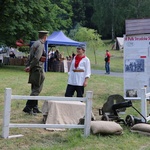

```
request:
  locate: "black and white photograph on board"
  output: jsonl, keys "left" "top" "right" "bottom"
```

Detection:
{"left": 125, "top": 59, "right": 144, "bottom": 72}
{"left": 126, "top": 89, "right": 138, "bottom": 97}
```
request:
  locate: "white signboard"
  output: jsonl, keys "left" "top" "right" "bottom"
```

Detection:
{"left": 124, "top": 34, "right": 150, "bottom": 99}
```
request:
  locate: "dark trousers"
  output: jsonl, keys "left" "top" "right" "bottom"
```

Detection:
{"left": 26, "top": 80, "right": 44, "bottom": 109}
{"left": 65, "top": 84, "right": 84, "bottom": 97}
{"left": 105, "top": 62, "right": 110, "bottom": 73}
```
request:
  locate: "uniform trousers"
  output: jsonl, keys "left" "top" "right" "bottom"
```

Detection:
{"left": 26, "top": 79, "right": 44, "bottom": 109}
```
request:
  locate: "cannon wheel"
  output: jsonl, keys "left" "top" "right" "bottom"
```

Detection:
{"left": 101, "top": 114, "right": 110, "bottom": 121}
{"left": 125, "top": 115, "right": 135, "bottom": 127}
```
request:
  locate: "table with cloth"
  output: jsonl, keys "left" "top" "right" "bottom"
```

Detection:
{"left": 42, "top": 100, "right": 86, "bottom": 130}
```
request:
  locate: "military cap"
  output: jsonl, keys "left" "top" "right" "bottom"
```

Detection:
{"left": 38, "top": 30, "right": 49, "bottom": 35}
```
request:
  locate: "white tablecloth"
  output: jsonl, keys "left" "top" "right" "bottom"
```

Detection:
{"left": 42, "top": 100, "right": 85, "bottom": 130}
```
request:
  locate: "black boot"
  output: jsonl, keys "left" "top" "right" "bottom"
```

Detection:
{"left": 33, "top": 107, "right": 42, "bottom": 113}
{"left": 23, "top": 106, "right": 32, "bottom": 114}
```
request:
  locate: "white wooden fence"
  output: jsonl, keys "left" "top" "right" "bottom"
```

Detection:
{"left": 2, "top": 88, "right": 93, "bottom": 139}
{"left": 141, "top": 87, "right": 150, "bottom": 122}
{"left": 127, "top": 87, "right": 150, "bottom": 122}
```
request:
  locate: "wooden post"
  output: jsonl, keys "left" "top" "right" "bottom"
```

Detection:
{"left": 84, "top": 91, "right": 93, "bottom": 137}
{"left": 141, "top": 87, "right": 147, "bottom": 122}
{"left": 2, "top": 88, "right": 12, "bottom": 139}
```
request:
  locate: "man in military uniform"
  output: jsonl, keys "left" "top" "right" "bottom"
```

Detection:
{"left": 23, "top": 30, "right": 48, "bottom": 114}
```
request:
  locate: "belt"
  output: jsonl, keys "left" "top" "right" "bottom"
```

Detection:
{"left": 73, "top": 69, "right": 84, "bottom": 72}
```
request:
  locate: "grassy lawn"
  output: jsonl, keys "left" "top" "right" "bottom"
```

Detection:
{"left": 0, "top": 45, "right": 149, "bottom": 150}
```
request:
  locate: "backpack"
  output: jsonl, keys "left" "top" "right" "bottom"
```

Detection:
{"left": 104, "top": 57, "right": 108, "bottom": 62}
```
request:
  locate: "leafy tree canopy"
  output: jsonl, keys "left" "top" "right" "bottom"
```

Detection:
{"left": 0, "top": 0, "right": 73, "bottom": 46}
{"left": 1, "top": 0, "right": 150, "bottom": 46}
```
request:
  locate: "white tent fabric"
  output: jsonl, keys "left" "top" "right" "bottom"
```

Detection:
{"left": 113, "top": 37, "right": 124, "bottom": 50}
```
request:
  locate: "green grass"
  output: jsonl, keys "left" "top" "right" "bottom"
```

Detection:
{"left": 0, "top": 45, "right": 149, "bottom": 150}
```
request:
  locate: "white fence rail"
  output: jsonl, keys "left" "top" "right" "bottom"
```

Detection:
{"left": 2, "top": 88, "right": 93, "bottom": 139}
{"left": 141, "top": 87, "right": 150, "bottom": 122}
{"left": 128, "top": 87, "right": 150, "bottom": 122}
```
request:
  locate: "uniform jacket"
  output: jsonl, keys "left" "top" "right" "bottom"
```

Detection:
{"left": 27, "top": 39, "right": 45, "bottom": 86}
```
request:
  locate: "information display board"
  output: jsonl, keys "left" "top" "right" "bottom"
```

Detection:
{"left": 124, "top": 34, "right": 150, "bottom": 99}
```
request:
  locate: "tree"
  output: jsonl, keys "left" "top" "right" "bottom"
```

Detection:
{"left": 74, "top": 27, "right": 104, "bottom": 64}
{"left": 0, "top": 0, "right": 73, "bottom": 46}
{"left": 91, "top": 0, "right": 113, "bottom": 39}
{"left": 70, "top": 0, "right": 95, "bottom": 29}
{"left": 70, "top": 0, "right": 86, "bottom": 27}
{"left": 50, "top": 0, "right": 73, "bottom": 30}
{"left": 91, "top": 0, "right": 150, "bottom": 39}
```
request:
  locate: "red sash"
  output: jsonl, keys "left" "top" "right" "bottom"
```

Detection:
{"left": 74, "top": 55, "right": 85, "bottom": 68}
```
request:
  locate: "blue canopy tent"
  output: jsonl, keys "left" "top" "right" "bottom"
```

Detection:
{"left": 44, "top": 31, "right": 85, "bottom": 72}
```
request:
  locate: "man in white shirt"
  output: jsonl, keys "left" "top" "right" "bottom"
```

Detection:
{"left": 65, "top": 44, "right": 91, "bottom": 97}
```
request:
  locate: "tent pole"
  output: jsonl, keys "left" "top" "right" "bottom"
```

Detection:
{"left": 66, "top": 46, "right": 69, "bottom": 56}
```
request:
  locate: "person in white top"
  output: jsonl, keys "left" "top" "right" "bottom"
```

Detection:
{"left": 65, "top": 44, "right": 91, "bottom": 97}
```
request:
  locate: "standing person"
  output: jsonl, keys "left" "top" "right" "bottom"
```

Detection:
{"left": 65, "top": 44, "right": 91, "bottom": 97}
{"left": 53, "top": 49, "right": 61, "bottom": 72}
{"left": 72, "top": 51, "right": 76, "bottom": 60}
{"left": 9, "top": 47, "right": 16, "bottom": 58}
{"left": 48, "top": 49, "right": 55, "bottom": 71}
{"left": 105, "top": 50, "right": 111, "bottom": 74}
{"left": 23, "top": 30, "right": 48, "bottom": 114}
